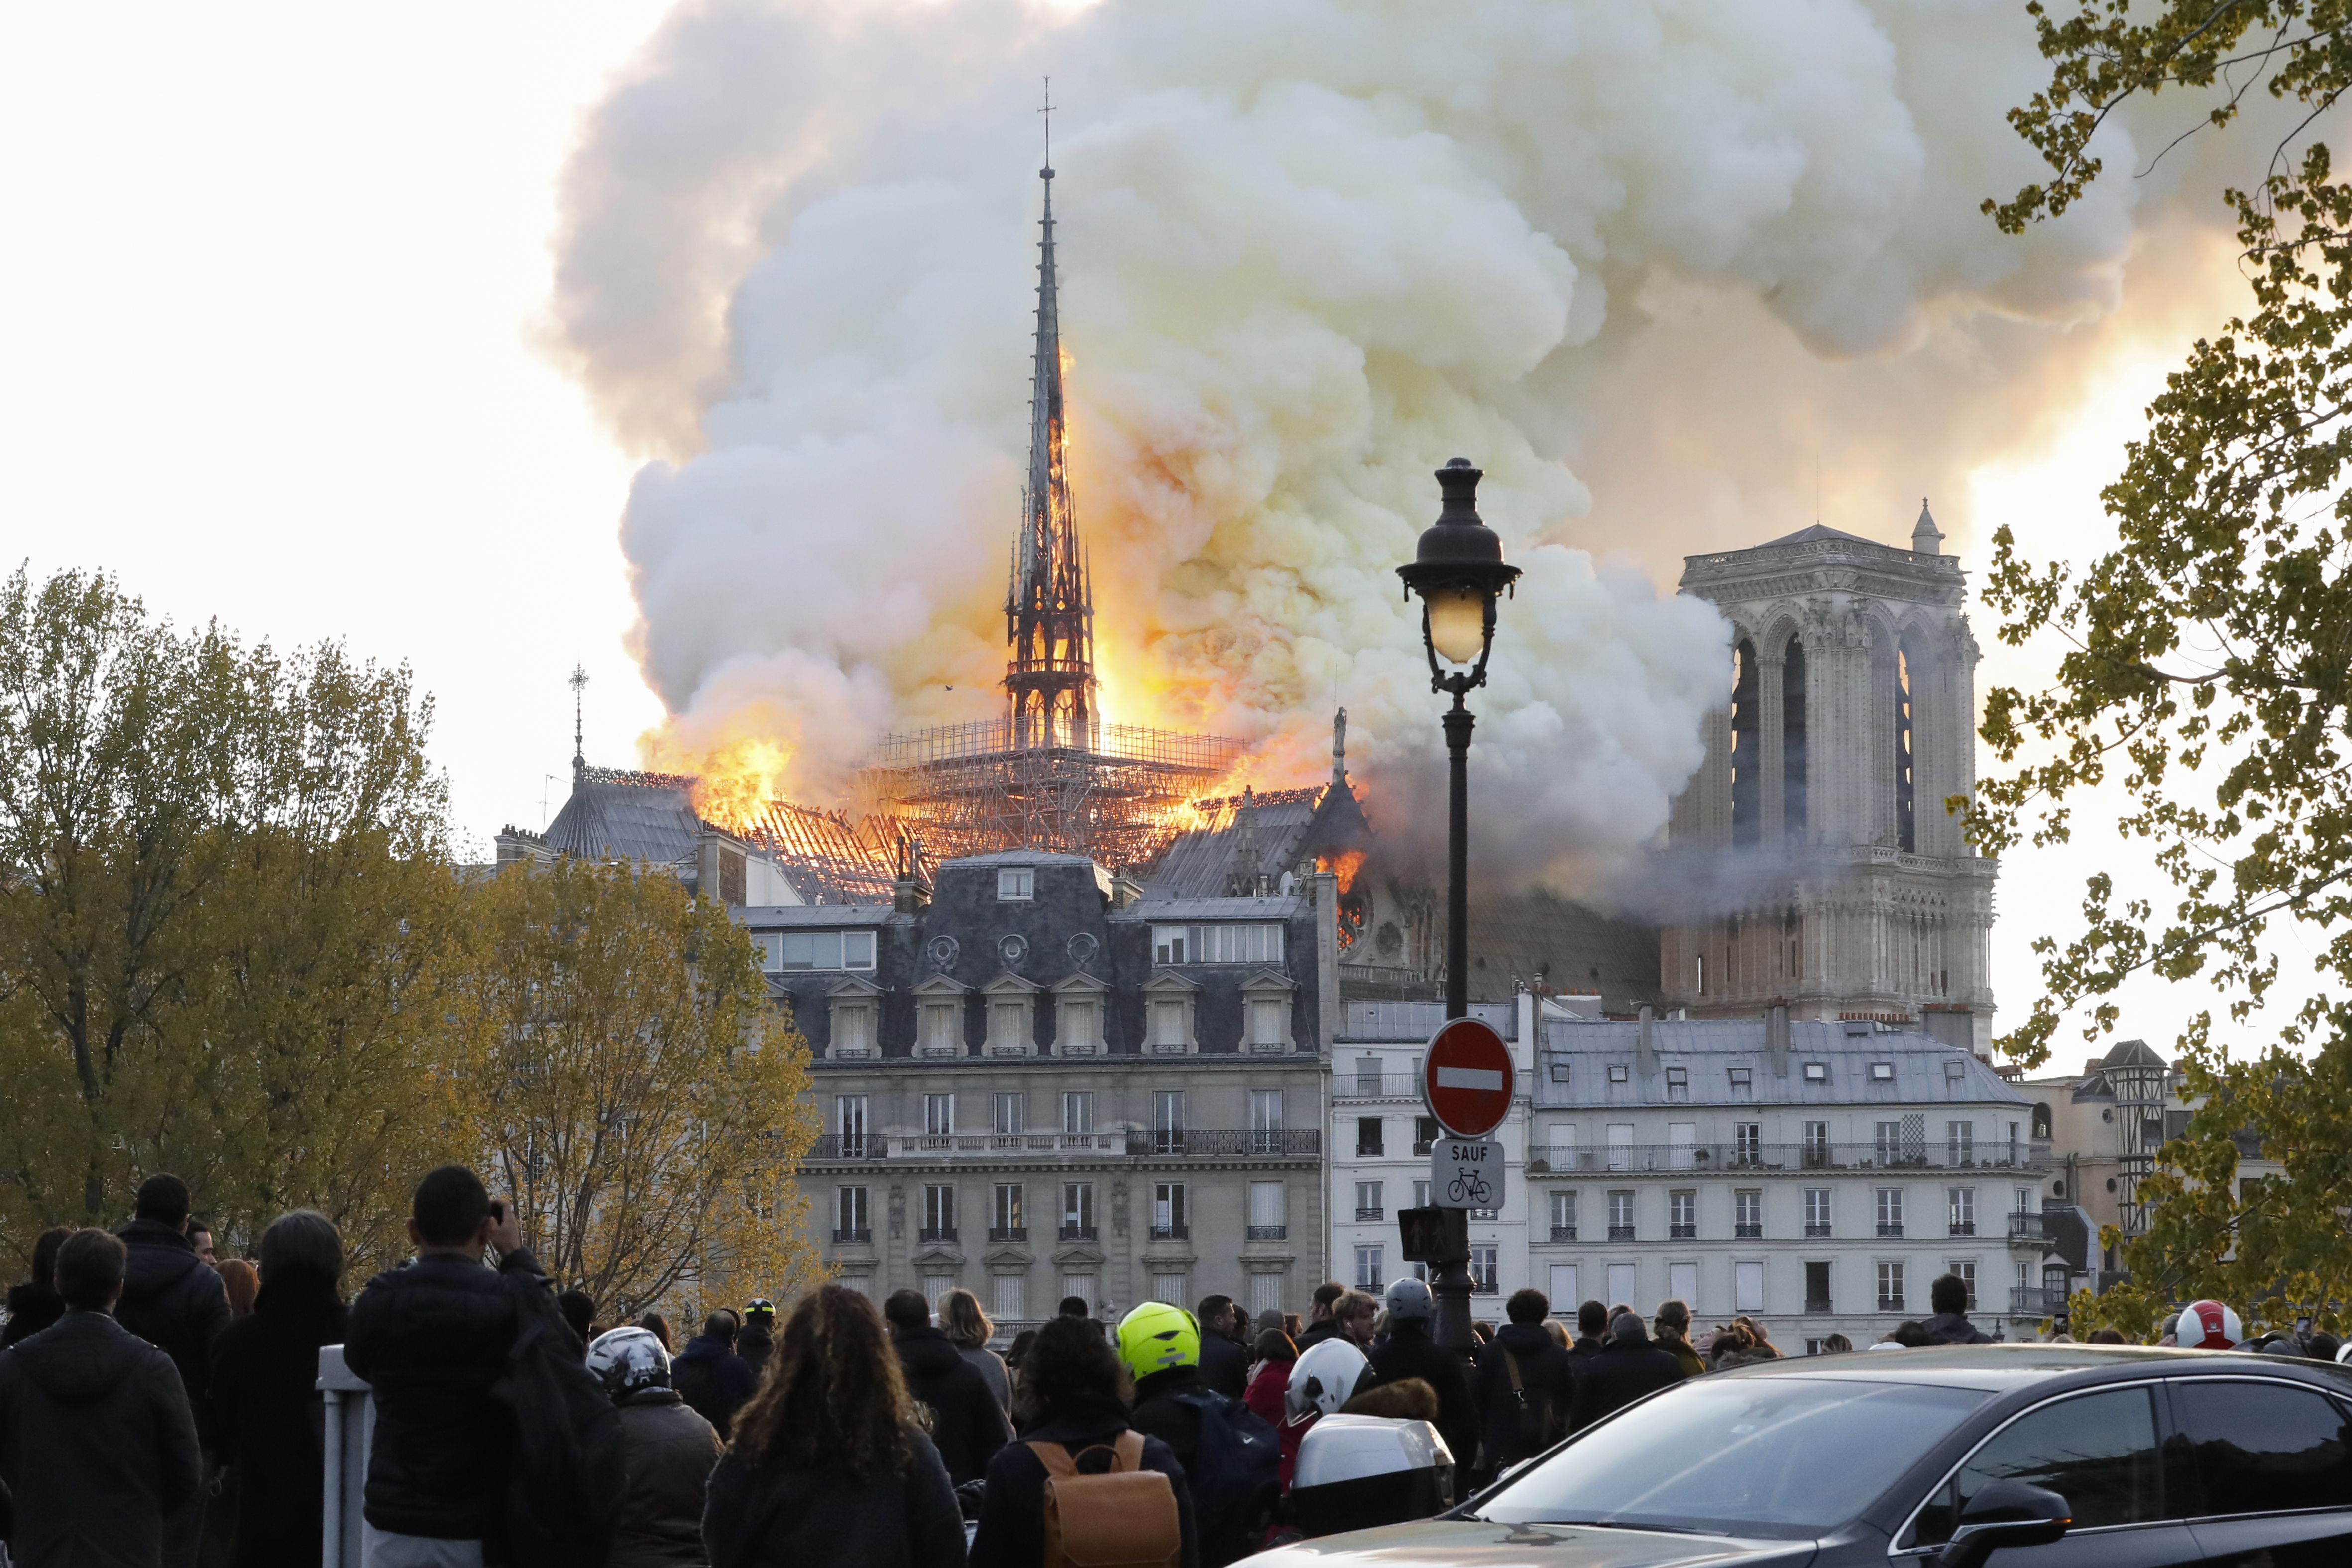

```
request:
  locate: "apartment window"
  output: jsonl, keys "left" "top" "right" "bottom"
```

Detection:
{"left": 1607, "top": 1261, "right": 1637, "bottom": 1305}
{"left": 1802, "top": 1062, "right": 1828, "bottom": 1084}
{"left": 1609, "top": 1190, "right": 1636, "bottom": 1241}
{"left": 834, "top": 1185, "right": 869, "bottom": 1242}
{"left": 1061, "top": 1182, "right": 1096, "bottom": 1241}
{"left": 1669, "top": 1190, "right": 1697, "bottom": 1239}
{"left": 1150, "top": 1270, "right": 1190, "bottom": 1306}
{"left": 1355, "top": 1245, "right": 1385, "bottom": 1292}
{"left": 1549, "top": 1190, "right": 1577, "bottom": 1242}
{"left": 835, "top": 1094, "right": 870, "bottom": 1155}
{"left": 1355, "top": 1181, "right": 1384, "bottom": 1222}
{"left": 1669, "top": 1260, "right": 1698, "bottom": 1306}
{"left": 1877, "top": 1261, "right": 1905, "bottom": 1311}
{"left": 1060, "top": 1272, "right": 1097, "bottom": 1311}
{"left": 1249, "top": 1090, "right": 1284, "bottom": 1151}
{"left": 1668, "top": 1122, "right": 1699, "bottom": 1170}
{"left": 1875, "top": 1120, "right": 1903, "bottom": 1164}
{"left": 1356, "top": 1116, "right": 1384, "bottom": 1158}
{"left": 1734, "top": 1260, "right": 1764, "bottom": 1313}
{"left": 1061, "top": 1091, "right": 1095, "bottom": 1135}
{"left": 1734, "top": 1122, "right": 1762, "bottom": 1164}
{"left": 1153, "top": 1090, "right": 1186, "bottom": 1155}
{"left": 1152, "top": 1182, "right": 1187, "bottom": 1240}
{"left": 1470, "top": 1245, "right": 1499, "bottom": 1295}
{"left": 1734, "top": 1189, "right": 1762, "bottom": 1238}
{"left": 997, "top": 867, "right": 1034, "bottom": 900}
{"left": 1249, "top": 1181, "right": 1286, "bottom": 1240}
{"left": 1727, "top": 1065, "right": 1753, "bottom": 1095}
{"left": 1355, "top": 1055, "right": 1382, "bottom": 1095}
{"left": 991, "top": 1183, "right": 1025, "bottom": 1240}
{"left": 993, "top": 1092, "right": 1025, "bottom": 1137}
{"left": 1805, "top": 1259, "right": 1832, "bottom": 1313}
{"left": 1608, "top": 1062, "right": 1630, "bottom": 1084}
{"left": 1550, "top": 1263, "right": 1579, "bottom": 1307}
{"left": 1248, "top": 1274, "right": 1284, "bottom": 1317}
{"left": 1876, "top": 1187, "right": 1905, "bottom": 1237}
{"left": 764, "top": 929, "right": 877, "bottom": 971}
{"left": 1869, "top": 1061, "right": 1895, "bottom": 1083}
{"left": 992, "top": 1273, "right": 1026, "bottom": 1323}
{"left": 1948, "top": 1187, "right": 1977, "bottom": 1236}
{"left": 924, "top": 1094, "right": 955, "bottom": 1138}
{"left": 1665, "top": 1065, "right": 1689, "bottom": 1100}
{"left": 1413, "top": 1116, "right": 1441, "bottom": 1156}
{"left": 1947, "top": 1259, "right": 1978, "bottom": 1312}
{"left": 1606, "top": 1123, "right": 1635, "bottom": 1171}
{"left": 1151, "top": 923, "right": 1283, "bottom": 964}
{"left": 1804, "top": 1188, "right": 1832, "bottom": 1237}
{"left": 1548, "top": 1057, "right": 1571, "bottom": 1083}
{"left": 1413, "top": 1180, "right": 1432, "bottom": 1209}
{"left": 1947, "top": 1121, "right": 1975, "bottom": 1165}
{"left": 1801, "top": 1120, "right": 1830, "bottom": 1168}
{"left": 921, "top": 1184, "right": 956, "bottom": 1241}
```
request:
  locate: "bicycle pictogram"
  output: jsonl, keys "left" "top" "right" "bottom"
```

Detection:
{"left": 1446, "top": 1168, "right": 1494, "bottom": 1207}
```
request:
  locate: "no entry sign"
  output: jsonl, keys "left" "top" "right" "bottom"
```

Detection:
{"left": 1422, "top": 1016, "right": 1514, "bottom": 1138}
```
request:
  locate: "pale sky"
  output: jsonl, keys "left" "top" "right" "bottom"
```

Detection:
{"left": 0, "top": 3, "right": 2295, "bottom": 1067}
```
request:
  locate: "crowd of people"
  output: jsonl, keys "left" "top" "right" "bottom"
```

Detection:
{"left": 1, "top": 1164, "right": 2338, "bottom": 1568}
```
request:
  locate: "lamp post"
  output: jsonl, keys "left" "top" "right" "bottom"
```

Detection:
{"left": 1397, "top": 457, "right": 1519, "bottom": 1358}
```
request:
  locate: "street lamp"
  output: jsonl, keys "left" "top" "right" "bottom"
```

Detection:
{"left": 1397, "top": 458, "right": 1520, "bottom": 1023}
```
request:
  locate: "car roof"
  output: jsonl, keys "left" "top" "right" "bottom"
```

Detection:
{"left": 1720, "top": 1342, "right": 2352, "bottom": 1396}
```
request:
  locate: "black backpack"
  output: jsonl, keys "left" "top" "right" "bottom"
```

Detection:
{"left": 491, "top": 1276, "right": 624, "bottom": 1567}
{"left": 1158, "top": 1389, "right": 1281, "bottom": 1568}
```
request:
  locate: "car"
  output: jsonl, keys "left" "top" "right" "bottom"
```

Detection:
{"left": 1240, "top": 1343, "right": 2352, "bottom": 1568}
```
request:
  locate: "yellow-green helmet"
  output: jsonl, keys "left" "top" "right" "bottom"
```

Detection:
{"left": 1117, "top": 1301, "right": 1200, "bottom": 1382}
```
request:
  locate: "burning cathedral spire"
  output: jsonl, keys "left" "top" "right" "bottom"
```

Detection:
{"left": 1004, "top": 131, "right": 1097, "bottom": 753}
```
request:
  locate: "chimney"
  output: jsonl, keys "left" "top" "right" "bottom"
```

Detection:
{"left": 1764, "top": 1002, "right": 1790, "bottom": 1075}
{"left": 891, "top": 835, "right": 930, "bottom": 915}
{"left": 1636, "top": 1004, "right": 1658, "bottom": 1074}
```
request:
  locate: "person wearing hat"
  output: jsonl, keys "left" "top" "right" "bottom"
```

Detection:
{"left": 1120, "top": 1302, "right": 1280, "bottom": 1567}
{"left": 587, "top": 1325, "right": 723, "bottom": 1568}
{"left": 737, "top": 1297, "right": 777, "bottom": 1378}
{"left": 1364, "top": 1278, "right": 1479, "bottom": 1477}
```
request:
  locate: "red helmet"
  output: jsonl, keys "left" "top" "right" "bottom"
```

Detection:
{"left": 2180, "top": 1300, "right": 2242, "bottom": 1349}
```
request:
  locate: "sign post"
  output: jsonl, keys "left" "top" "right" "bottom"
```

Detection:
{"left": 1412, "top": 1016, "right": 1515, "bottom": 1353}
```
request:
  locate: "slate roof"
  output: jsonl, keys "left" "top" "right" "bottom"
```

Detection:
{"left": 1145, "top": 788, "right": 1324, "bottom": 898}
{"left": 1121, "top": 896, "right": 1306, "bottom": 921}
{"left": 1759, "top": 522, "right": 1887, "bottom": 549}
{"left": 542, "top": 775, "right": 699, "bottom": 864}
{"left": 1536, "top": 1017, "right": 2026, "bottom": 1108}
{"left": 738, "top": 904, "right": 896, "bottom": 927}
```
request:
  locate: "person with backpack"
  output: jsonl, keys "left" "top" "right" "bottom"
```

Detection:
{"left": 1362, "top": 1279, "right": 1478, "bottom": 1475}
{"left": 700, "top": 1285, "right": 963, "bottom": 1568}
{"left": 969, "top": 1313, "right": 1198, "bottom": 1568}
{"left": 1472, "top": 1288, "right": 1575, "bottom": 1480}
{"left": 1119, "top": 1302, "right": 1280, "bottom": 1568}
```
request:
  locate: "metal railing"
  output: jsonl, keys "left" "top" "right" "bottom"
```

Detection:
{"left": 1058, "top": 1224, "right": 1097, "bottom": 1242}
{"left": 1526, "top": 1140, "right": 2051, "bottom": 1174}
{"left": 1805, "top": 1298, "right": 1833, "bottom": 1314}
{"left": 2010, "top": 1286, "right": 2069, "bottom": 1317}
{"left": 989, "top": 1226, "right": 1028, "bottom": 1243}
{"left": 1948, "top": 1221, "right": 1976, "bottom": 1237}
{"left": 832, "top": 1227, "right": 871, "bottom": 1243}
{"left": 1354, "top": 1207, "right": 1383, "bottom": 1222}
{"left": 1150, "top": 1224, "right": 1190, "bottom": 1240}
{"left": 805, "top": 1129, "right": 1321, "bottom": 1162}
{"left": 1669, "top": 1223, "right": 1696, "bottom": 1239}
{"left": 1339, "top": 1074, "right": 1426, "bottom": 1099}
{"left": 1247, "top": 1225, "right": 1287, "bottom": 1240}
{"left": 919, "top": 1226, "right": 958, "bottom": 1243}
{"left": 1355, "top": 1143, "right": 1385, "bottom": 1158}
{"left": 2007, "top": 1212, "right": 2049, "bottom": 1243}
{"left": 1804, "top": 1222, "right": 1832, "bottom": 1238}
{"left": 1608, "top": 1224, "right": 1636, "bottom": 1242}
{"left": 1878, "top": 1222, "right": 1905, "bottom": 1237}
{"left": 1877, "top": 1296, "right": 1905, "bottom": 1312}
{"left": 1550, "top": 1225, "right": 1578, "bottom": 1241}
{"left": 1735, "top": 1223, "right": 1763, "bottom": 1239}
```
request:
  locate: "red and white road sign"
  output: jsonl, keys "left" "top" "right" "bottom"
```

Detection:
{"left": 1421, "top": 1017, "right": 1514, "bottom": 1138}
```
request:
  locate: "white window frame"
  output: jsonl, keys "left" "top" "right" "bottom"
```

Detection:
{"left": 998, "top": 867, "right": 1035, "bottom": 900}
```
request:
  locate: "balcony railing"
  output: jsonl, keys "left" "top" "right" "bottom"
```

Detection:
{"left": 832, "top": 1227, "right": 871, "bottom": 1244}
{"left": 1058, "top": 1224, "right": 1097, "bottom": 1242}
{"left": 1669, "top": 1222, "right": 1697, "bottom": 1239}
{"left": 1247, "top": 1224, "right": 1287, "bottom": 1240}
{"left": 988, "top": 1226, "right": 1028, "bottom": 1243}
{"left": 1877, "top": 1222, "right": 1905, "bottom": 1237}
{"left": 1550, "top": 1225, "right": 1578, "bottom": 1241}
{"left": 1339, "top": 1074, "right": 1425, "bottom": 1099}
{"left": 1150, "top": 1224, "right": 1189, "bottom": 1241}
{"left": 1804, "top": 1222, "right": 1832, "bottom": 1238}
{"left": 2010, "top": 1285, "right": 2069, "bottom": 1317}
{"left": 2007, "top": 1211, "right": 2049, "bottom": 1244}
{"left": 1735, "top": 1222, "right": 1763, "bottom": 1239}
{"left": 1608, "top": 1224, "right": 1636, "bottom": 1242}
{"left": 1526, "top": 1139, "right": 2051, "bottom": 1174}
{"left": 804, "top": 1129, "right": 1322, "bottom": 1162}
{"left": 1948, "top": 1221, "right": 1976, "bottom": 1237}
{"left": 1878, "top": 1295, "right": 1905, "bottom": 1312}
{"left": 919, "top": 1226, "right": 958, "bottom": 1243}
{"left": 1356, "top": 1143, "right": 1385, "bottom": 1158}
{"left": 1355, "top": 1207, "right": 1384, "bottom": 1222}
{"left": 1412, "top": 1136, "right": 1436, "bottom": 1156}
{"left": 1805, "top": 1297, "right": 1832, "bottom": 1314}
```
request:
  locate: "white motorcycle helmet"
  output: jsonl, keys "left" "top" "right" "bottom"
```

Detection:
{"left": 587, "top": 1326, "right": 672, "bottom": 1402}
{"left": 1286, "top": 1338, "right": 1373, "bottom": 1422}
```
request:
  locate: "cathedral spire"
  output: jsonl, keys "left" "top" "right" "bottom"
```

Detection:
{"left": 1005, "top": 85, "right": 1097, "bottom": 752}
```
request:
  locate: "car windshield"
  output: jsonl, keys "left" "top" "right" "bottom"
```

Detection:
{"left": 1473, "top": 1376, "right": 1992, "bottom": 1539}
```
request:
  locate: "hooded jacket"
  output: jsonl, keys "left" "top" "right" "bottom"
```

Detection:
{"left": 2, "top": 1279, "right": 64, "bottom": 1347}
{"left": 672, "top": 1333, "right": 758, "bottom": 1440}
{"left": 1571, "top": 1322, "right": 1686, "bottom": 1430}
{"left": 1365, "top": 1320, "right": 1479, "bottom": 1473}
{"left": 0, "top": 1308, "right": 204, "bottom": 1568}
{"left": 343, "top": 1246, "right": 546, "bottom": 1541}
{"left": 1472, "top": 1322, "right": 1576, "bottom": 1472}
{"left": 892, "top": 1324, "right": 1010, "bottom": 1485}
{"left": 209, "top": 1270, "right": 348, "bottom": 1568}
{"left": 114, "top": 1217, "right": 231, "bottom": 1445}
{"left": 611, "top": 1388, "right": 723, "bottom": 1568}
{"left": 700, "top": 1423, "right": 964, "bottom": 1568}
{"left": 1920, "top": 1310, "right": 1994, "bottom": 1346}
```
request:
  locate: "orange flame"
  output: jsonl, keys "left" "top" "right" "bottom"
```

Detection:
{"left": 686, "top": 736, "right": 794, "bottom": 835}
{"left": 1320, "top": 849, "right": 1367, "bottom": 894}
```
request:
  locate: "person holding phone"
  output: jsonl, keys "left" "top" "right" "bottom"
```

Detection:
{"left": 345, "top": 1167, "right": 548, "bottom": 1568}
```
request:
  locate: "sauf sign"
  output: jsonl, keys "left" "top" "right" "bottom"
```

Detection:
{"left": 1421, "top": 1016, "right": 1513, "bottom": 1210}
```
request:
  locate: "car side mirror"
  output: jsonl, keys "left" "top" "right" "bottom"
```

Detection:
{"left": 1935, "top": 1479, "right": 2071, "bottom": 1568}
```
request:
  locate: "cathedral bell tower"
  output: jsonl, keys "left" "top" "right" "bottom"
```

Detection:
{"left": 1664, "top": 502, "right": 1998, "bottom": 1051}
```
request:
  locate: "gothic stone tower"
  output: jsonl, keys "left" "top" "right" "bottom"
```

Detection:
{"left": 1663, "top": 504, "right": 1998, "bottom": 1051}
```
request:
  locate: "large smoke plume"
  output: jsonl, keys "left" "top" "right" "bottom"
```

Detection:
{"left": 549, "top": 0, "right": 2186, "bottom": 891}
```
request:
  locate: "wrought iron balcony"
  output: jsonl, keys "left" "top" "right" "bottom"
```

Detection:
{"left": 1734, "top": 1222, "right": 1763, "bottom": 1239}
{"left": 1355, "top": 1143, "right": 1385, "bottom": 1158}
{"left": 831, "top": 1227, "right": 871, "bottom": 1244}
{"left": 1550, "top": 1224, "right": 1578, "bottom": 1241}
{"left": 807, "top": 1134, "right": 885, "bottom": 1160}
{"left": 988, "top": 1226, "right": 1028, "bottom": 1243}
{"left": 1134, "top": 1129, "right": 1320, "bottom": 1158}
{"left": 2010, "top": 1285, "right": 2069, "bottom": 1318}
{"left": 1608, "top": 1224, "right": 1636, "bottom": 1242}
{"left": 1804, "top": 1297, "right": 1833, "bottom": 1314}
{"left": 1339, "top": 1074, "right": 1423, "bottom": 1099}
{"left": 1877, "top": 1222, "right": 1905, "bottom": 1237}
{"left": 1058, "top": 1224, "right": 1097, "bottom": 1242}
{"left": 1669, "top": 1223, "right": 1697, "bottom": 1239}
{"left": 1877, "top": 1295, "right": 1905, "bottom": 1312}
{"left": 1804, "top": 1222, "right": 1832, "bottom": 1238}
{"left": 2007, "top": 1211, "right": 2049, "bottom": 1244}
{"left": 1354, "top": 1207, "right": 1384, "bottom": 1222}
{"left": 1948, "top": 1221, "right": 1976, "bottom": 1237}
{"left": 1149, "top": 1223, "right": 1189, "bottom": 1241}
{"left": 1247, "top": 1224, "right": 1287, "bottom": 1240}
{"left": 1525, "top": 1139, "right": 2050, "bottom": 1174}
{"left": 810, "top": 1128, "right": 1323, "bottom": 1162}
{"left": 919, "top": 1226, "right": 958, "bottom": 1243}
{"left": 1412, "top": 1137, "right": 1436, "bottom": 1156}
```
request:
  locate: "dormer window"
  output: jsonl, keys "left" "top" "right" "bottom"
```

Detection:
{"left": 759, "top": 930, "right": 876, "bottom": 972}
{"left": 1152, "top": 923, "right": 1283, "bottom": 965}
{"left": 1870, "top": 1062, "right": 1895, "bottom": 1083}
{"left": 1607, "top": 1063, "right": 1629, "bottom": 1084}
{"left": 1728, "top": 1067, "right": 1753, "bottom": 1088}
{"left": 1803, "top": 1062, "right": 1829, "bottom": 1084}
{"left": 1665, "top": 1066, "right": 1689, "bottom": 1101}
{"left": 998, "top": 867, "right": 1035, "bottom": 901}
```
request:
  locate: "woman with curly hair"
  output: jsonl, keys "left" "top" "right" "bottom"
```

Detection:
{"left": 699, "top": 1285, "right": 965, "bottom": 1568}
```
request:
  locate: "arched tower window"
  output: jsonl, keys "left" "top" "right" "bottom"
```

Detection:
{"left": 1730, "top": 639, "right": 1759, "bottom": 848}
{"left": 1782, "top": 637, "right": 1807, "bottom": 847}
{"left": 1894, "top": 642, "right": 1917, "bottom": 853}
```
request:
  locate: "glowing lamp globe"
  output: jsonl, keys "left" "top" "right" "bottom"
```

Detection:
{"left": 1397, "top": 458, "right": 1520, "bottom": 680}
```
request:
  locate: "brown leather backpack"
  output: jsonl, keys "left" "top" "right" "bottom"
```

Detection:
{"left": 1029, "top": 1430, "right": 1182, "bottom": 1568}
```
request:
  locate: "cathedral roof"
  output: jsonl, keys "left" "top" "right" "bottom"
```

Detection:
{"left": 1758, "top": 522, "right": 1887, "bottom": 548}
{"left": 542, "top": 770, "right": 699, "bottom": 865}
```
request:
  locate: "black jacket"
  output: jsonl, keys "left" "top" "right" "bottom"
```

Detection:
{"left": 1920, "top": 1311, "right": 1994, "bottom": 1345}
{"left": 1472, "top": 1322, "right": 1575, "bottom": 1471}
{"left": 1196, "top": 1330, "right": 1249, "bottom": 1400}
{"left": 1365, "top": 1322, "right": 1479, "bottom": 1471}
{"left": 969, "top": 1397, "right": 1198, "bottom": 1568}
{"left": 893, "top": 1324, "right": 1011, "bottom": 1485}
{"left": 343, "top": 1247, "right": 544, "bottom": 1541}
{"left": 701, "top": 1424, "right": 964, "bottom": 1568}
{"left": 209, "top": 1271, "right": 348, "bottom": 1568}
{"left": 1293, "top": 1318, "right": 1343, "bottom": 1351}
{"left": 1, "top": 1280, "right": 63, "bottom": 1347}
{"left": 1571, "top": 1324, "right": 1685, "bottom": 1430}
{"left": 0, "top": 1309, "right": 203, "bottom": 1568}
{"left": 737, "top": 1322, "right": 774, "bottom": 1378}
{"left": 114, "top": 1217, "right": 231, "bottom": 1446}
{"left": 672, "top": 1334, "right": 758, "bottom": 1440}
{"left": 1560, "top": 1332, "right": 1604, "bottom": 1432}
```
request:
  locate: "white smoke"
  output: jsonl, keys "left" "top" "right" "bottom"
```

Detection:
{"left": 552, "top": 0, "right": 2166, "bottom": 884}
